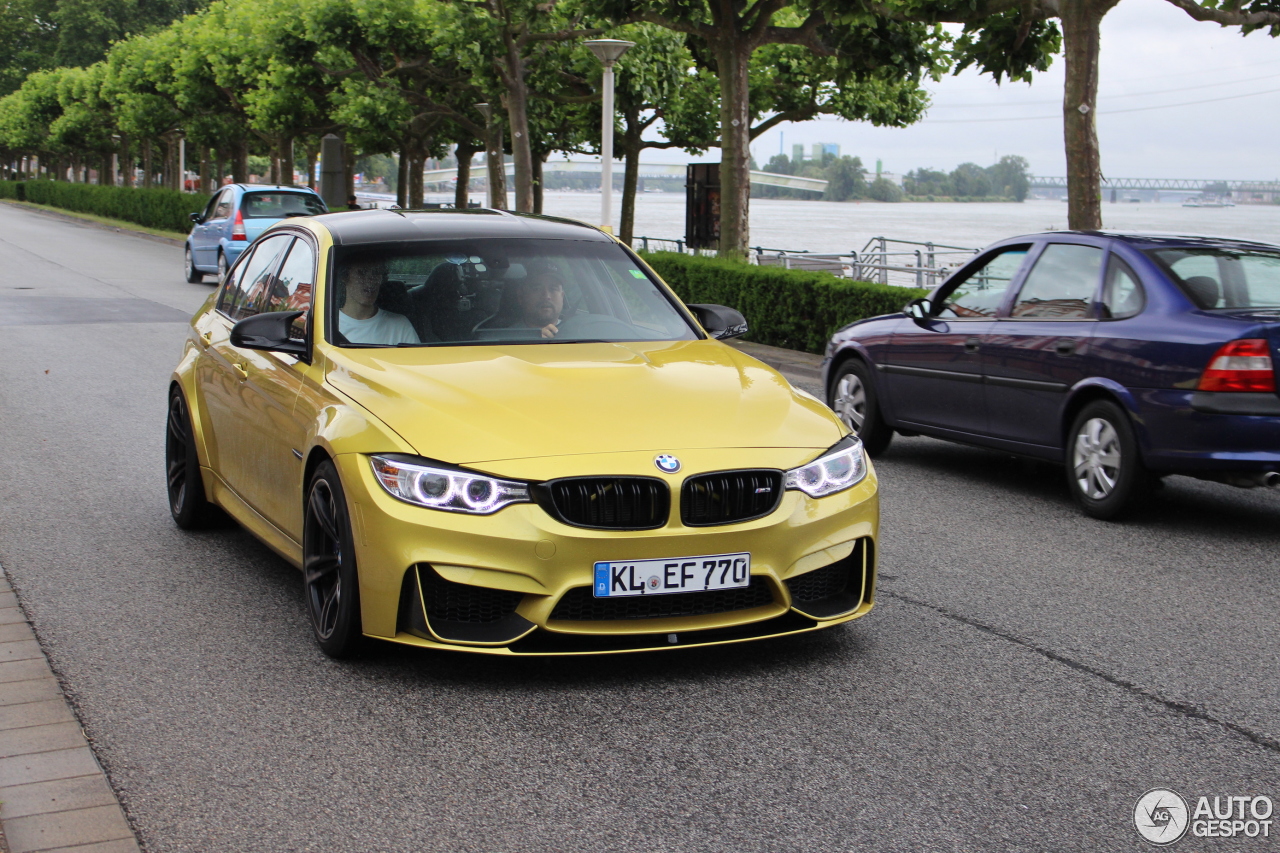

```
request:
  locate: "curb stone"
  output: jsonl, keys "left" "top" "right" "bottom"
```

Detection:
{"left": 0, "top": 565, "right": 141, "bottom": 853}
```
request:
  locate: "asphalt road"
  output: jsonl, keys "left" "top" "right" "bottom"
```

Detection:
{"left": 1, "top": 202, "right": 1278, "bottom": 852}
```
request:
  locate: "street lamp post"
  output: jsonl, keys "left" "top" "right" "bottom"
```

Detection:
{"left": 584, "top": 39, "right": 634, "bottom": 233}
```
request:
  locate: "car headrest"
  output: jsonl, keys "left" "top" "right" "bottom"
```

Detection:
{"left": 1183, "top": 275, "right": 1220, "bottom": 308}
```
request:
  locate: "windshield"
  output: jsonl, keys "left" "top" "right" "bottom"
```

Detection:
{"left": 242, "top": 191, "right": 327, "bottom": 219}
{"left": 1148, "top": 247, "right": 1280, "bottom": 309}
{"left": 328, "top": 238, "right": 700, "bottom": 347}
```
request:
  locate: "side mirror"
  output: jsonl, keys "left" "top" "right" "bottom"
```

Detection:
{"left": 688, "top": 303, "right": 748, "bottom": 340}
{"left": 903, "top": 298, "right": 932, "bottom": 321}
{"left": 230, "top": 311, "right": 307, "bottom": 358}
{"left": 189, "top": 212, "right": 204, "bottom": 224}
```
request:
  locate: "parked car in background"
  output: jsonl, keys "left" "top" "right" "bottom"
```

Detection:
{"left": 167, "top": 209, "right": 879, "bottom": 658}
{"left": 824, "top": 231, "right": 1280, "bottom": 519}
{"left": 185, "top": 184, "right": 327, "bottom": 283}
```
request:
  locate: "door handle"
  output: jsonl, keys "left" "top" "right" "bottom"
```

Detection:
{"left": 1055, "top": 339, "right": 1077, "bottom": 356}
{"left": 964, "top": 337, "right": 981, "bottom": 353}
{"left": 231, "top": 362, "right": 249, "bottom": 380}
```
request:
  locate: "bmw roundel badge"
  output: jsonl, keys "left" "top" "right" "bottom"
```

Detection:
{"left": 654, "top": 454, "right": 681, "bottom": 474}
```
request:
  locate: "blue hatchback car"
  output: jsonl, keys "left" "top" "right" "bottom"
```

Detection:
{"left": 184, "top": 184, "right": 327, "bottom": 283}
{"left": 823, "top": 231, "right": 1280, "bottom": 518}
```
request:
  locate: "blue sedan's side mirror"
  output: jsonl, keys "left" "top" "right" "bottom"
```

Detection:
{"left": 189, "top": 212, "right": 203, "bottom": 224}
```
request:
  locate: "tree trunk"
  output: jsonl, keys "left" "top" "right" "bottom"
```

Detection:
{"left": 485, "top": 121, "right": 507, "bottom": 209}
{"left": 198, "top": 148, "right": 209, "bottom": 193}
{"left": 455, "top": 142, "right": 476, "bottom": 209}
{"left": 306, "top": 146, "right": 318, "bottom": 190}
{"left": 1060, "top": 0, "right": 1116, "bottom": 231}
{"left": 232, "top": 141, "right": 248, "bottom": 183}
{"left": 532, "top": 154, "right": 544, "bottom": 214}
{"left": 397, "top": 149, "right": 408, "bottom": 207}
{"left": 713, "top": 40, "right": 752, "bottom": 259}
{"left": 620, "top": 119, "right": 643, "bottom": 245}
{"left": 409, "top": 152, "right": 425, "bottom": 208}
{"left": 344, "top": 142, "right": 356, "bottom": 204}
{"left": 501, "top": 38, "right": 535, "bottom": 213}
{"left": 279, "top": 137, "right": 293, "bottom": 185}
{"left": 142, "top": 139, "right": 153, "bottom": 188}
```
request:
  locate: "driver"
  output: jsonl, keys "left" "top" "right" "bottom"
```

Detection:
{"left": 338, "top": 262, "right": 419, "bottom": 345}
{"left": 515, "top": 272, "right": 564, "bottom": 339}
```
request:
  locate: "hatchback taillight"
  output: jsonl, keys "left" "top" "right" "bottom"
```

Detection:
{"left": 1198, "top": 338, "right": 1276, "bottom": 392}
{"left": 231, "top": 209, "right": 246, "bottom": 241}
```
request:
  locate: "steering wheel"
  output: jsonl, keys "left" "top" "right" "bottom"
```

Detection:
{"left": 555, "top": 313, "right": 638, "bottom": 339}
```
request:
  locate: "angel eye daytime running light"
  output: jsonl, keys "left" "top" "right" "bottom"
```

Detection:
{"left": 784, "top": 439, "right": 867, "bottom": 498}
{"left": 370, "top": 456, "right": 530, "bottom": 514}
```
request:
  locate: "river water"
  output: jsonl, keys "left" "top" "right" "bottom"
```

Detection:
{"left": 520, "top": 192, "right": 1280, "bottom": 254}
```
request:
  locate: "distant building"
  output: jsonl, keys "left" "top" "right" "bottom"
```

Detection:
{"left": 811, "top": 143, "right": 840, "bottom": 159}
{"left": 792, "top": 144, "right": 806, "bottom": 163}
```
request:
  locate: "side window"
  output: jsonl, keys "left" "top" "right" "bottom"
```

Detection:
{"left": 1010, "top": 243, "right": 1104, "bottom": 320}
{"left": 212, "top": 190, "right": 232, "bottom": 221}
{"left": 216, "top": 234, "right": 292, "bottom": 321}
{"left": 201, "top": 191, "right": 222, "bottom": 222}
{"left": 936, "top": 247, "right": 1029, "bottom": 319}
{"left": 265, "top": 238, "right": 316, "bottom": 341}
{"left": 1102, "top": 256, "right": 1145, "bottom": 319}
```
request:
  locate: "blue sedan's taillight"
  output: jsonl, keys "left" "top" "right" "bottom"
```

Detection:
{"left": 1199, "top": 339, "right": 1276, "bottom": 393}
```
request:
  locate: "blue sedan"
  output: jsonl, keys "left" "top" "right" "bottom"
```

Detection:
{"left": 823, "top": 231, "right": 1280, "bottom": 519}
{"left": 184, "top": 184, "right": 327, "bottom": 283}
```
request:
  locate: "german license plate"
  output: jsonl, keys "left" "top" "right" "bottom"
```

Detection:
{"left": 592, "top": 553, "right": 751, "bottom": 598}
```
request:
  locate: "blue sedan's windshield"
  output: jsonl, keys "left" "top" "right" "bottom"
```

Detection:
{"left": 329, "top": 238, "right": 699, "bottom": 347}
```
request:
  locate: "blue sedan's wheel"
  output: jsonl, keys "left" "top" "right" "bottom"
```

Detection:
{"left": 216, "top": 251, "right": 228, "bottom": 285}
{"left": 1067, "top": 400, "right": 1149, "bottom": 520}
{"left": 303, "top": 461, "right": 364, "bottom": 657}
{"left": 829, "top": 360, "right": 893, "bottom": 456}
{"left": 184, "top": 247, "right": 204, "bottom": 283}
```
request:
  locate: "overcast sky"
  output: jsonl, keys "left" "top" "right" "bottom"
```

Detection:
{"left": 642, "top": 0, "right": 1280, "bottom": 180}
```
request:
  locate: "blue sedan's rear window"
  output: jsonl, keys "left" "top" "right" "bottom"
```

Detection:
{"left": 1149, "top": 247, "right": 1280, "bottom": 309}
{"left": 242, "top": 192, "right": 327, "bottom": 219}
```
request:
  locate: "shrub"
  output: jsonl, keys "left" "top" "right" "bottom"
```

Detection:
{"left": 641, "top": 252, "right": 925, "bottom": 355}
{"left": 2, "top": 181, "right": 205, "bottom": 233}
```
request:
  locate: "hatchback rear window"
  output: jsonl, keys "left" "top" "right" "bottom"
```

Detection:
{"left": 1148, "top": 248, "right": 1280, "bottom": 309}
{"left": 241, "top": 192, "right": 327, "bottom": 219}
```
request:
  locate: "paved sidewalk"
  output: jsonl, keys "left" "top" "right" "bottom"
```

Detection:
{"left": 0, "top": 566, "right": 140, "bottom": 853}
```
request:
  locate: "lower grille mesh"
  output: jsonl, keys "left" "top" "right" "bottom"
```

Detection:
{"left": 786, "top": 561, "right": 853, "bottom": 603}
{"left": 550, "top": 577, "right": 775, "bottom": 621}
{"left": 420, "top": 569, "right": 523, "bottom": 624}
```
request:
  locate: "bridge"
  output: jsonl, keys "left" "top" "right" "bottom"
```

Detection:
{"left": 421, "top": 160, "right": 829, "bottom": 193}
{"left": 1030, "top": 176, "right": 1280, "bottom": 195}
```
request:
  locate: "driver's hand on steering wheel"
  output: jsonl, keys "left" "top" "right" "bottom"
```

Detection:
{"left": 539, "top": 321, "right": 559, "bottom": 339}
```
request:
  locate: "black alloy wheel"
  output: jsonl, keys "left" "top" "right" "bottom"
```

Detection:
{"left": 184, "top": 247, "right": 204, "bottom": 283}
{"left": 828, "top": 359, "right": 893, "bottom": 456}
{"left": 216, "top": 251, "right": 229, "bottom": 285}
{"left": 1066, "top": 399, "right": 1150, "bottom": 520}
{"left": 165, "top": 388, "right": 218, "bottom": 529}
{"left": 303, "top": 461, "right": 364, "bottom": 657}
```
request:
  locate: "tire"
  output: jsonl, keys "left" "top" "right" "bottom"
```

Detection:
{"left": 303, "top": 461, "right": 364, "bottom": 657}
{"left": 166, "top": 388, "right": 218, "bottom": 529}
{"left": 828, "top": 359, "right": 893, "bottom": 456}
{"left": 184, "top": 247, "right": 204, "bottom": 283}
{"left": 1066, "top": 400, "right": 1149, "bottom": 520}
{"left": 216, "top": 251, "right": 229, "bottom": 285}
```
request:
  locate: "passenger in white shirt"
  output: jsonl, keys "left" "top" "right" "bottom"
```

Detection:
{"left": 338, "top": 264, "right": 419, "bottom": 345}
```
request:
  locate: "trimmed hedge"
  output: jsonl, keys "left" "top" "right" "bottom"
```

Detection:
{"left": 0, "top": 180, "right": 205, "bottom": 233}
{"left": 642, "top": 252, "right": 925, "bottom": 354}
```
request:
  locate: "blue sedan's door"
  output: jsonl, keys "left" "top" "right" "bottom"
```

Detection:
{"left": 881, "top": 245, "right": 1031, "bottom": 436}
{"left": 192, "top": 189, "right": 231, "bottom": 268}
{"left": 981, "top": 242, "right": 1105, "bottom": 451}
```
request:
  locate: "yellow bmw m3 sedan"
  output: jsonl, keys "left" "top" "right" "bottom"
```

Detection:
{"left": 166, "top": 209, "right": 879, "bottom": 657}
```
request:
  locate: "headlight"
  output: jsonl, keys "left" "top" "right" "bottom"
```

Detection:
{"left": 784, "top": 437, "right": 867, "bottom": 498}
{"left": 370, "top": 455, "right": 530, "bottom": 514}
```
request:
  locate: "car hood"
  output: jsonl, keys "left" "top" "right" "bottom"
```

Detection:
{"left": 324, "top": 339, "right": 844, "bottom": 467}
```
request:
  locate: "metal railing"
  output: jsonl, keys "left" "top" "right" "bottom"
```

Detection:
{"left": 634, "top": 235, "right": 980, "bottom": 289}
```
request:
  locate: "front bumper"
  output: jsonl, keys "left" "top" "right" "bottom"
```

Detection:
{"left": 334, "top": 450, "right": 879, "bottom": 655}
